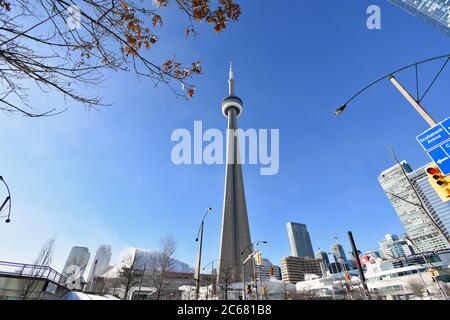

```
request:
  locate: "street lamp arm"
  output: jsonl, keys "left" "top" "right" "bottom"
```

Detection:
{"left": 336, "top": 54, "right": 450, "bottom": 115}
{"left": 196, "top": 207, "right": 212, "bottom": 241}
{"left": 241, "top": 240, "right": 268, "bottom": 256}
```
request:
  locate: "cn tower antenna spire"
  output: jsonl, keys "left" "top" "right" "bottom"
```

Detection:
{"left": 228, "top": 61, "right": 234, "bottom": 96}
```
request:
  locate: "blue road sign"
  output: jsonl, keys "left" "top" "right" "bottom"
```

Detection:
{"left": 416, "top": 121, "right": 450, "bottom": 151}
{"left": 428, "top": 146, "right": 450, "bottom": 176}
{"left": 442, "top": 140, "right": 450, "bottom": 156}
{"left": 442, "top": 118, "right": 450, "bottom": 133}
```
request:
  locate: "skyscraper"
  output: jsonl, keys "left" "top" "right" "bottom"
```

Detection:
{"left": 217, "top": 63, "right": 252, "bottom": 283}
{"left": 286, "top": 222, "right": 314, "bottom": 258}
{"left": 389, "top": 0, "right": 450, "bottom": 36}
{"left": 88, "top": 245, "right": 112, "bottom": 281}
{"left": 378, "top": 161, "right": 449, "bottom": 253}
{"left": 409, "top": 165, "right": 450, "bottom": 239}
{"left": 62, "top": 246, "right": 90, "bottom": 280}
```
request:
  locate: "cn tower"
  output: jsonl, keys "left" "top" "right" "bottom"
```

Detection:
{"left": 217, "top": 63, "right": 253, "bottom": 283}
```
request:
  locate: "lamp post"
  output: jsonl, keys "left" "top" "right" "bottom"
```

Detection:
{"left": 240, "top": 240, "right": 268, "bottom": 300}
{"left": 195, "top": 207, "right": 212, "bottom": 300}
{"left": 203, "top": 259, "right": 222, "bottom": 300}
{"left": 0, "top": 176, "right": 11, "bottom": 223}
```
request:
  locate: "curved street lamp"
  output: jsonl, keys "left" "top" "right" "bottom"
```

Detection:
{"left": 0, "top": 176, "right": 11, "bottom": 223}
{"left": 334, "top": 54, "right": 450, "bottom": 127}
{"left": 195, "top": 207, "right": 212, "bottom": 300}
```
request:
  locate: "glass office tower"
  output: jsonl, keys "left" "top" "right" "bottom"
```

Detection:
{"left": 389, "top": 0, "right": 450, "bottom": 36}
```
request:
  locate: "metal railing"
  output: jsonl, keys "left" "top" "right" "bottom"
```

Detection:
{"left": 0, "top": 260, "right": 68, "bottom": 285}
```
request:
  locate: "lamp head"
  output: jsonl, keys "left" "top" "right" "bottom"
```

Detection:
{"left": 335, "top": 104, "right": 347, "bottom": 116}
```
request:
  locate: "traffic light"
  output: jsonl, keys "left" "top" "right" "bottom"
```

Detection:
{"left": 429, "top": 268, "right": 439, "bottom": 278}
{"left": 425, "top": 165, "right": 450, "bottom": 202}
{"left": 269, "top": 265, "right": 274, "bottom": 277}
{"left": 262, "top": 287, "right": 267, "bottom": 295}
{"left": 344, "top": 272, "right": 351, "bottom": 282}
{"left": 254, "top": 250, "right": 262, "bottom": 265}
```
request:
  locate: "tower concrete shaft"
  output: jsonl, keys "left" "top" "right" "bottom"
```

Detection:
{"left": 217, "top": 63, "right": 252, "bottom": 285}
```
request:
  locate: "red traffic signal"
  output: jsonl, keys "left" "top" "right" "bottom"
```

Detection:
{"left": 425, "top": 165, "right": 450, "bottom": 202}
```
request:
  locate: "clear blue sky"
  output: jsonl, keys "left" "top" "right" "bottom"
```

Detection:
{"left": 1, "top": 1, "right": 450, "bottom": 272}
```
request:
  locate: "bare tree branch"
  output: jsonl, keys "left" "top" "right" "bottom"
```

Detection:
{"left": 0, "top": 0, "right": 241, "bottom": 117}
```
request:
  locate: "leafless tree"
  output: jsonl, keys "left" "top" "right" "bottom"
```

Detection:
{"left": 385, "top": 145, "right": 450, "bottom": 245}
{"left": 21, "top": 236, "right": 56, "bottom": 300}
{"left": 406, "top": 278, "right": 426, "bottom": 299}
{"left": 117, "top": 250, "right": 142, "bottom": 300}
{"left": 148, "top": 236, "right": 177, "bottom": 300}
{"left": 370, "top": 288, "right": 385, "bottom": 300}
{"left": 0, "top": 0, "right": 241, "bottom": 117}
{"left": 350, "top": 286, "right": 368, "bottom": 300}
{"left": 217, "top": 262, "right": 235, "bottom": 300}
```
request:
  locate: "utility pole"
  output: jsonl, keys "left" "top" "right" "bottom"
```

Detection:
{"left": 347, "top": 231, "right": 371, "bottom": 300}
{"left": 252, "top": 249, "right": 258, "bottom": 300}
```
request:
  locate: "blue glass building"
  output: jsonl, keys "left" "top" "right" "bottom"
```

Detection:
{"left": 390, "top": 0, "right": 450, "bottom": 37}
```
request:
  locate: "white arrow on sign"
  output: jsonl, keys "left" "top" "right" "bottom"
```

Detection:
{"left": 437, "top": 157, "right": 449, "bottom": 164}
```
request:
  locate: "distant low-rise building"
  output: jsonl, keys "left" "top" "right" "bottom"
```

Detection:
{"left": 280, "top": 256, "right": 322, "bottom": 284}
{"left": 379, "top": 234, "right": 414, "bottom": 259}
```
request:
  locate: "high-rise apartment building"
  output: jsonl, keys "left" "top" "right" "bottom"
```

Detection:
{"left": 409, "top": 165, "right": 450, "bottom": 239}
{"left": 378, "top": 161, "right": 449, "bottom": 253}
{"left": 62, "top": 246, "right": 90, "bottom": 280}
{"left": 88, "top": 245, "right": 112, "bottom": 281}
{"left": 286, "top": 222, "right": 314, "bottom": 258}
